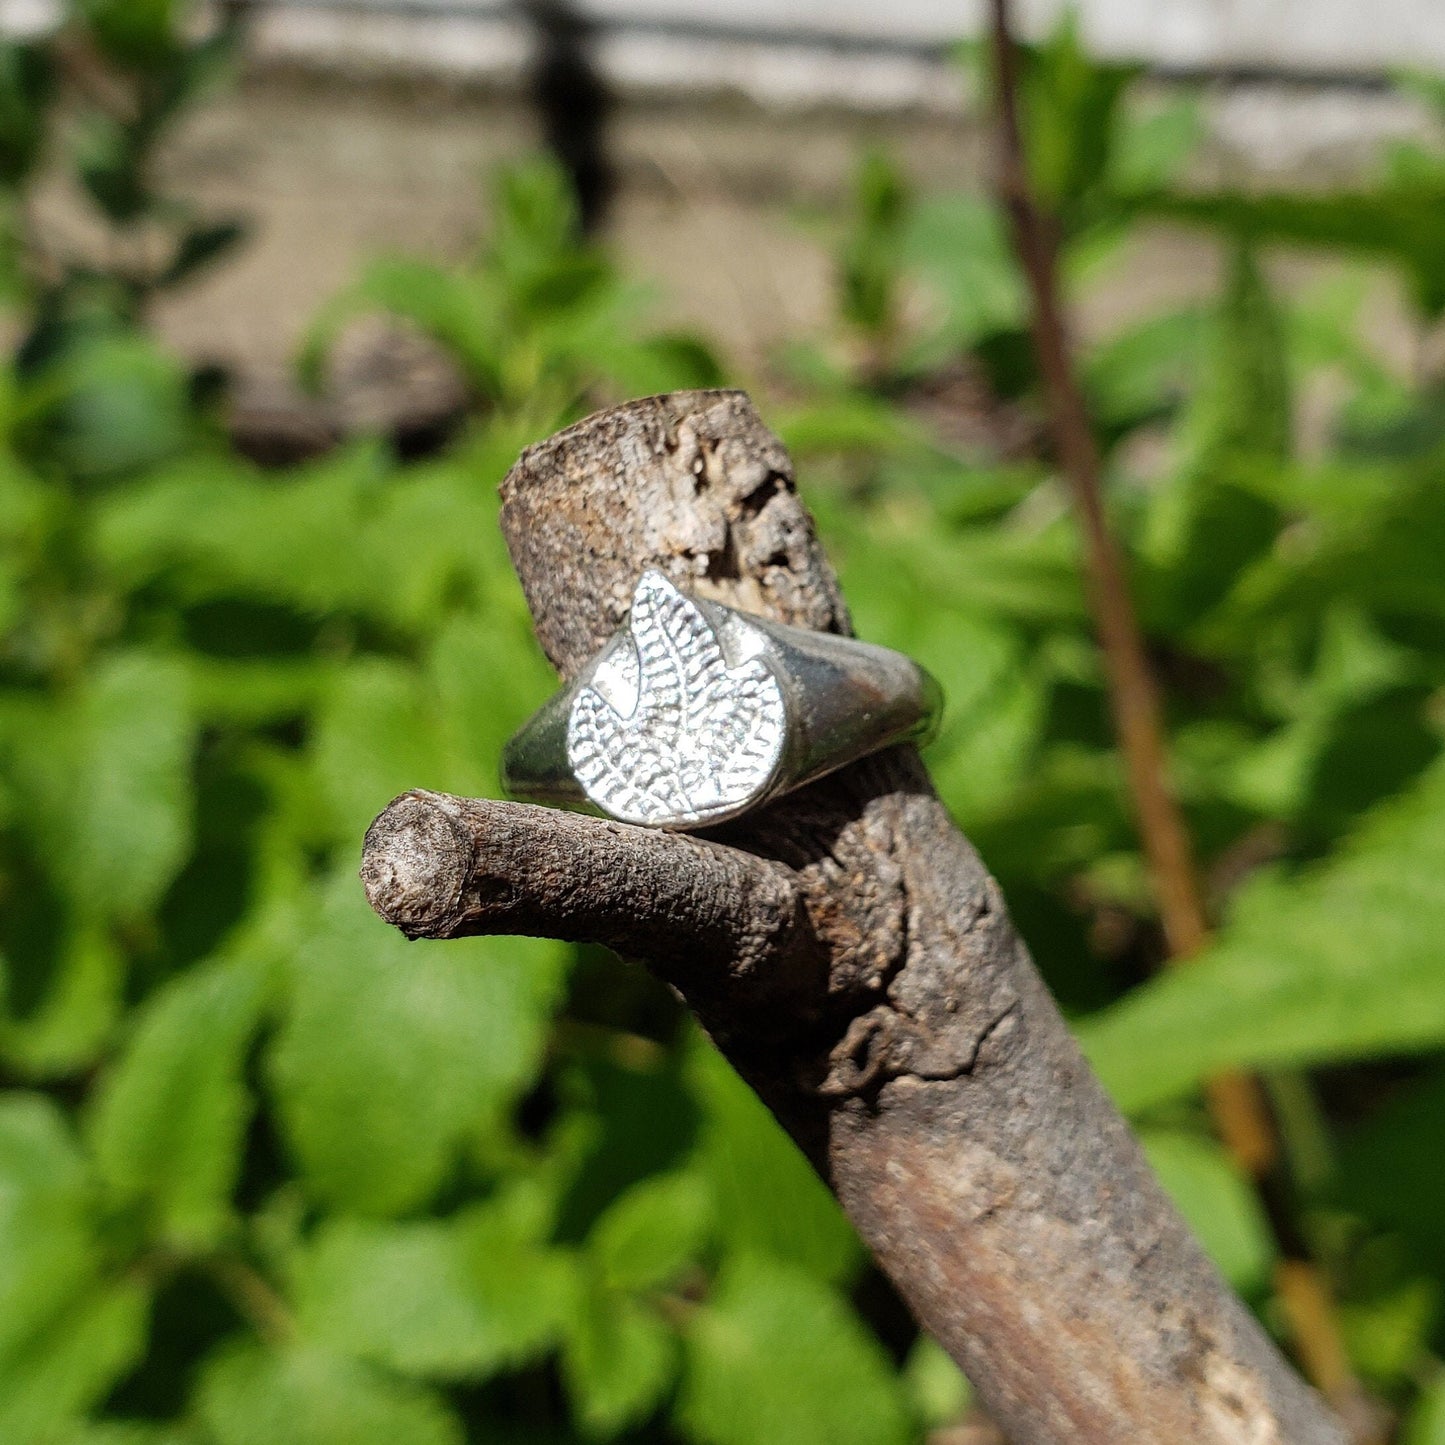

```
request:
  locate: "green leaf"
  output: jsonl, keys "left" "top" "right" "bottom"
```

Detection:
{"left": 182, "top": 656, "right": 331, "bottom": 730}
{"left": 73, "top": 114, "right": 152, "bottom": 223}
{"left": 1107, "top": 95, "right": 1201, "bottom": 193}
{"left": 678, "top": 1254, "right": 910, "bottom": 1445}
{"left": 589, "top": 1172, "right": 711, "bottom": 1293}
{"left": 427, "top": 615, "right": 553, "bottom": 794}
{"left": 1017, "top": 13, "right": 1137, "bottom": 226}
{"left": 836, "top": 148, "right": 910, "bottom": 338}
{"left": 366, "top": 457, "right": 508, "bottom": 630}
{"left": 310, "top": 659, "right": 450, "bottom": 845}
{"left": 76, "top": 0, "right": 182, "bottom": 72}
{"left": 1406, "top": 1374, "right": 1445, "bottom": 1445}
{"left": 92, "top": 445, "right": 390, "bottom": 618}
{"left": 685, "top": 1036, "right": 858, "bottom": 1283}
{"left": 292, "top": 1199, "right": 575, "bottom": 1380}
{"left": 1139, "top": 1129, "right": 1274, "bottom": 1292}
{"left": 1182, "top": 243, "right": 1292, "bottom": 473}
{"left": 552, "top": 1049, "right": 703, "bottom": 1244}
{"left": 160, "top": 221, "right": 246, "bottom": 289}
{"left": 0, "top": 1093, "right": 94, "bottom": 1361}
{"left": 1336, "top": 1068, "right": 1445, "bottom": 1275}
{"left": 1338, "top": 1278, "right": 1438, "bottom": 1391}
{"left": 598, "top": 332, "right": 724, "bottom": 396}
{"left": 6, "top": 650, "right": 194, "bottom": 920}
{"left": 35, "top": 333, "right": 195, "bottom": 478}
{"left": 1082, "top": 755, "right": 1445, "bottom": 1110}
{"left": 269, "top": 878, "right": 568, "bottom": 1215}
{"left": 48, "top": 1425, "right": 203, "bottom": 1445}
{"left": 86, "top": 954, "right": 268, "bottom": 1247}
{"left": 562, "top": 1280, "right": 677, "bottom": 1438}
{"left": 299, "top": 258, "right": 500, "bottom": 397}
{"left": 901, "top": 1334, "right": 970, "bottom": 1431}
{"left": 1138, "top": 185, "right": 1445, "bottom": 319}
{"left": 0, "top": 1096, "right": 151, "bottom": 1442}
{"left": 0, "top": 923, "right": 127, "bottom": 1078}
{"left": 0, "top": 42, "right": 54, "bottom": 187}
{"left": 0, "top": 1279, "right": 151, "bottom": 1445}
{"left": 196, "top": 1343, "right": 463, "bottom": 1445}
{"left": 69, "top": 652, "right": 193, "bottom": 915}
{"left": 902, "top": 195, "right": 1026, "bottom": 359}
{"left": 1084, "top": 305, "right": 1205, "bottom": 438}
{"left": 487, "top": 156, "right": 585, "bottom": 285}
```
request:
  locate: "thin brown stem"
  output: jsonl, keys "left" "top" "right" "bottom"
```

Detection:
{"left": 985, "top": 1, "right": 1370, "bottom": 1432}
{"left": 203, "top": 1253, "right": 295, "bottom": 1347}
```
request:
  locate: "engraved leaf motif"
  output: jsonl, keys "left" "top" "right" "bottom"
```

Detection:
{"left": 567, "top": 572, "right": 786, "bottom": 826}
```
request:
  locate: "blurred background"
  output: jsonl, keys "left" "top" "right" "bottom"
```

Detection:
{"left": 3, "top": 2, "right": 1445, "bottom": 1443}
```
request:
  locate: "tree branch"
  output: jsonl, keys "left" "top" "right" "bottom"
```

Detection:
{"left": 362, "top": 790, "right": 824, "bottom": 1017}
{"left": 361, "top": 389, "right": 1345, "bottom": 1445}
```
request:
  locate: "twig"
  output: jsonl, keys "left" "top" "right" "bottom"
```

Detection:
{"left": 362, "top": 389, "right": 1346, "bottom": 1445}
{"left": 362, "top": 791, "right": 823, "bottom": 1020}
{"left": 201, "top": 1254, "right": 295, "bottom": 1347}
{"left": 984, "top": 1, "right": 1371, "bottom": 1431}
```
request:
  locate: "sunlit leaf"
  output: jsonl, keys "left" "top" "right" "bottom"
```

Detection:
{"left": 1083, "top": 756, "right": 1445, "bottom": 1109}
{"left": 0, "top": 1096, "right": 149, "bottom": 1445}
{"left": 589, "top": 1171, "right": 711, "bottom": 1294}
{"left": 5, "top": 651, "right": 194, "bottom": 920}
{"left": 86, "top": 954, "right": 268, "bottom": 1247}
{"left": 685, "top": 1037, "right": 858, "bottom": 1284}
{"left": 270, "top": 879, "right": 567, "bottom": 1215}
{"left": 197, "top": 1343, "right": 463, "bottom": 1445}
{"left": 562, "top": 1280, "right": 677, "bottom": 1438}
{"left": 1139, "top": 1129, "right": 1275, "bottom": 1293}
{"left": 292, "top": 1198, "right": 575, "bottom": 1379}
{"left": 678, "top": 1254, "right": 910, "bottom": 1445}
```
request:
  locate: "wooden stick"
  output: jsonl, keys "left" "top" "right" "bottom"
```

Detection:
{"left": 361, "top": 389, "right": 1345, "bottom": 1445}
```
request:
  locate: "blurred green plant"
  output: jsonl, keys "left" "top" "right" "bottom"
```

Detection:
{"left": 3, "top": 3, "right": 1445, "bottom": 1442}
{"left": 3, "top": 3, "right": 245, "bottom": 310}
{"left": 793, "top": 16, "right": 1201, "bottom": 416}
{"left": 300, "top": 159, "right": 722, "bottom": 419}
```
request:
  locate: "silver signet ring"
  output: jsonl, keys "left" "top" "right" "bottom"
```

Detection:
{"left": 502, "top": 570, "right": 941, "bottom": 830}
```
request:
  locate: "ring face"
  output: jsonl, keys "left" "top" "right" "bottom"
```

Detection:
{"left": 565, "top": 571, "right": 787, "bottom": 827}
{"left": 503, "top": 568, "right": 940, "bottom": 831}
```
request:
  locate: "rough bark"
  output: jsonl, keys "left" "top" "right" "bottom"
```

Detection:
{"left": 361, "top": 389, "right": 1346, "bottom": 1445}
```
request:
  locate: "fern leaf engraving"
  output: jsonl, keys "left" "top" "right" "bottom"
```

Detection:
{"left": 566, "top": 571, "right": 786, "bottom": 826}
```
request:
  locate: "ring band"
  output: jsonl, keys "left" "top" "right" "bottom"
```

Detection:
{"left": 502, "top": 570, "right": 941, "bottom": 830}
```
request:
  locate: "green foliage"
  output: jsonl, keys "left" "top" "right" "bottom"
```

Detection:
{"left": 1182, "top": 243, "right": 1292, "bottom": 473}
{"left": 560, "top": 1275, "right": 677, "bottom": 1436}
{"left": 1139, "top": 1129, "right": 1275, "bottom": 1293}
{"left": 1083, "top": 755, "right": 1445, "bottom": 1109}
{"left": 0, "top": 1096, "right": 151, "bottom": 1440}
{"left": 87, "top": 956, "right": 268, "bottom": 1248}
{"left": 1128, "top": 80, "right": 1445, "bottom": 319}
{"left": 301, "top": 159, "right": 723, "bottom": 414}
{"left": 196, "top": 1345, "right": 464, "bottom": 1445}
{"left": 3, "top": 2, "right": 1445, "bottom": 1439}
{"left": 269, "top": 883, "right": 568, "bottom": 1216}
{"left": 678, "top": 1255, "right": 912, "bottom": 1445}
{"left": 0, "top": 4, "right": 244, "bottom": 335}
{"left": 290, "top": 1197, "right": 576, "bottom": 1379}
{"left": 0, "top": 42, "right": 53, "bottom": 188}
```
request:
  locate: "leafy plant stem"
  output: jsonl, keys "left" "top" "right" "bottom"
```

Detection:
{"left": 202, "top": 1251, "right": 296, "bottom": 1347}
{"left": 985, "top": 0, "right": 1370, "bottom": 1428}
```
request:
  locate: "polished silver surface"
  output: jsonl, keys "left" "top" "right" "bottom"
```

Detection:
{"left": 503, "top": 570, "right": 940, "bottom": 829}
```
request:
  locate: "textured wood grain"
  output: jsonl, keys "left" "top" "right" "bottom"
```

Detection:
{"left": 362, "top": 389, "right": 1346, "bottom": 1445}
